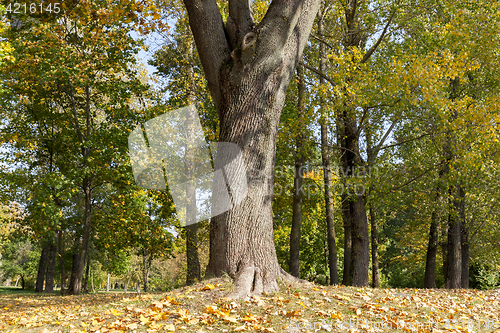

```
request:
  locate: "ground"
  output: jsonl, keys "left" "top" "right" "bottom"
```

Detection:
{"left": 1, "top": 279, "right": 500, "bottom": 332}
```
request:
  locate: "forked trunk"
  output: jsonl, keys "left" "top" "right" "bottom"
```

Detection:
{"left": 183, "top": 0, "right": 322, "bottom": 298}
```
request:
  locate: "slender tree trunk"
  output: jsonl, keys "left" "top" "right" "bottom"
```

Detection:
{"left": 142, "top": 248, "right": 150, "bottom": 292}
{"left": 341, "top": 197, "right": 352, "bottom": 285}
{"left": 125, "top": 273, "right": 131, "bottom": 293}
{"left": 318, "top": 7, "right": 339, "bottom": 286}
{"left": 35, "top": 243, "right": 49, "bottom": 292}
{"left": 20, "top": 275, "right": 25, "bottom": 290}
{"left": 91, "top": 267, "right": 95, "bottom": 293}
{"left": 44, "top": 241, "right": 57, "bottom": 293}
{"left": 57, "top": 229, "right": 65, "bottom": 294}
{"left": 460, "top": 189, "right": 469, "bottom": 288}
{"left": 83, "top": 258, "right": 90, "bottom": 293}
{"left": 369, "top": 205, "right": 379, "bottom": 288}
{"left": 461, "top": 223, "right": 469, "bottom": 288}
{"left": 68, "top": 249, "right": 79, "bottom": 293}
{"left": 446, "top": 185, "right": 462, "bottom": 289}
{"left": 445, "top": 78, "right": 462, "bottom": 289}
{"left": 424, "top": 213, "right": 439, "bottom": 288}
{"left": 289, "top": 64, "right": 305, "bottom": 278}
{"left": 425, "top": 178, "right": 443, "bottom": 289}
{"left": 440, "top": 224, "right": 448, "bottom": 286}
{"left": 106, "top": 273, "right": 110, "bottom": 292}
{"left": 185, "top": 38, "right": 201, "bottom": 286}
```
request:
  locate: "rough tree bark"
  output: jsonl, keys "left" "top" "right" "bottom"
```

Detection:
{"left": 318, "top": 6, "right": 339, "bottom": 286}
{"left": 182, "top": 0, "right": 321, "bottom": 298}
{"left": 289, "top": 64, "right": 305, "bottom": 278}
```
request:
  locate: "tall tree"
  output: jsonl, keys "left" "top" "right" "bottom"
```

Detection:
{"left": 181, "top": 0, "right": 322, "bottom": 297}
{"left": 289, "top": 64, "right": 306, "bottom": 278}
{"left": 317, "top": 4, "right": 339, "bottom": 285}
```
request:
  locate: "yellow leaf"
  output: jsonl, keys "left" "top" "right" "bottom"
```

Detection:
{"left": 164, "top": 323, "right": 175, "bottom": 331}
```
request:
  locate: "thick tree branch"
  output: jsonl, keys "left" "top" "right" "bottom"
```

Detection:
{"left": 257, "top": 0, "right": 318, "bottom": 64}
{"left": 227, "top": 0, "right": 255, "bottom": 49}
{"left": 182, "top": 0, "right": 231, "bottom": 108}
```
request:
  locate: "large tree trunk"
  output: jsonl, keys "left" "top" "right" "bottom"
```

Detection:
{"left": 44, "top": 241, "right": 57, "bottom": 293}
{"left": 318, "top": 7, "right": 339, "bottom": 286}
{"left": 35, "top": 243, "right": 49, "bottom": 292}
{"left": 184, "top": 0, "right": 321, "bottom": 298}
{"left": 289, "top": 64, "right": 305, "bottom": 278}
{"left": 68, "top": 177, "right": 92, "bottom": 295}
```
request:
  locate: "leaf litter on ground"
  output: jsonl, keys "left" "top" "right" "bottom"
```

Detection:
{"left": 1, "top": 278, "right": 500, "bottom": 332}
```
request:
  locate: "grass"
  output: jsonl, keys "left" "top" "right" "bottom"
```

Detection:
{"left": 0, "top": 277, "right": 499, "bottom": 332}
{"left": 0, "top": 287, "right": 37, "bottom": 296}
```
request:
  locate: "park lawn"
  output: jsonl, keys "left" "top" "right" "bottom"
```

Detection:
{"left": 0, "top": 278, "right": 499, "bottom": 333}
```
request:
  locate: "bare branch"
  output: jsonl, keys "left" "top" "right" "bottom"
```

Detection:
{"left": 361, "top": 4, "right": 397, "bottom": 63}
{"left": 302, "top": 62, "right": 337, "bottom": 86}
{"left": 374, "top": 117, "right": 398, "bottom": 154}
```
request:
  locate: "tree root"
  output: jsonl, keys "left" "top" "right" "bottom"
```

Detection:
{"left": 228, "top": 265, "right": 310, "bottom": 300}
